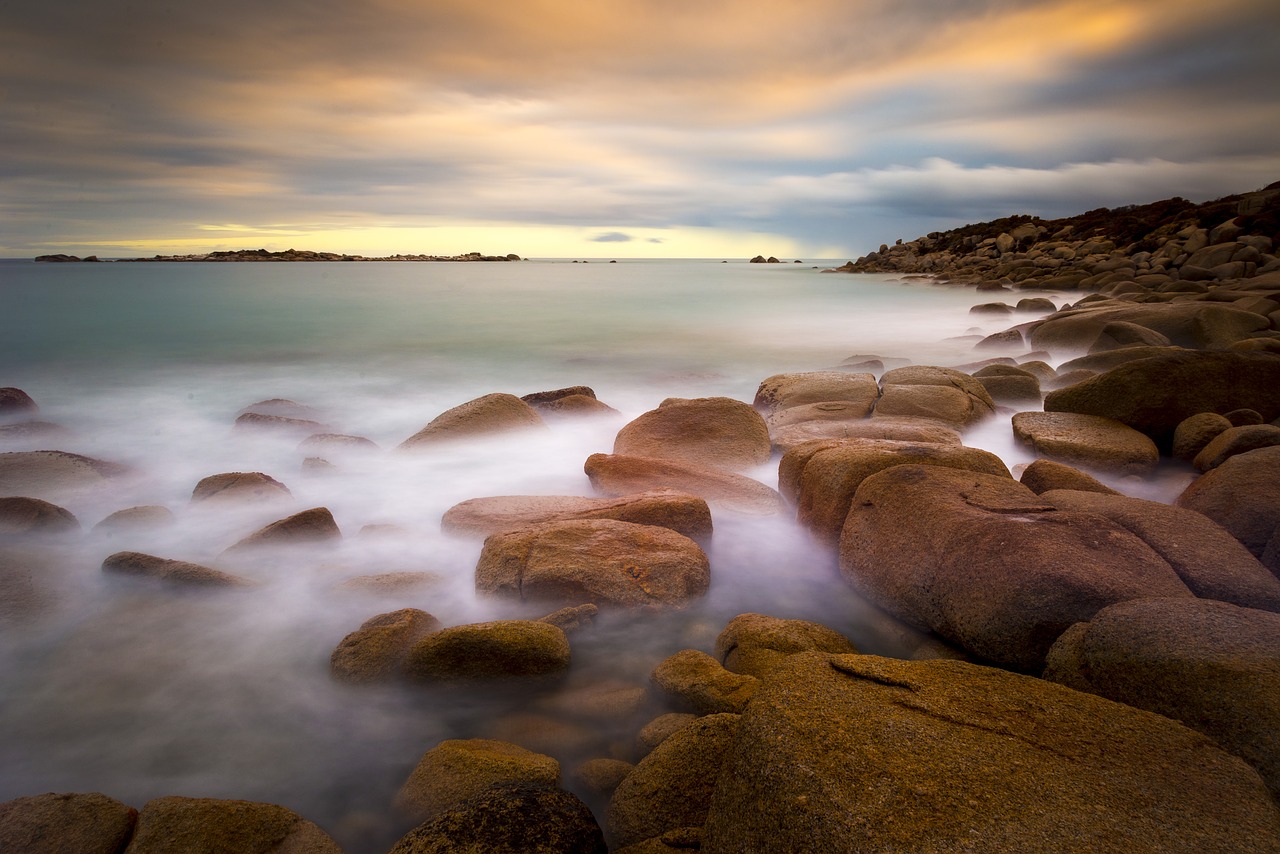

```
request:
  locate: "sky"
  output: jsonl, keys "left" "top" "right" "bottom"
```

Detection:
{"left": 3, "top": 0, "right": 1279, "bottom": 259}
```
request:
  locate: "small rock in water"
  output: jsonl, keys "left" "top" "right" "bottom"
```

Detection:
{"left": 0, "top": 387, "right": 39, "bottom": 417}
{"left": 126, "top": 796, "right": 341, "bottom": 853}
{"left": 0, "top": 496, "right": 80, "bottom": 535}
{"left": 613, "top": 397, "right": 770, "bottom": 471}
{"left": 190, "top": 471, "right": 291, "bottom": 504}
{"left": 403, "top": 620, "right": 571, "bottom": 681}
{"left": 399, "top": 392, "right": 546, "bottom": 448}
{"left": 330, "top": 608, "right": 442, "bottom": 683}
{"left": 92, "top": 505, "right": 175, "bottom": 533}
{"left": 223, "top": 506, "right": 341, "bottom": 552}
{"left": 0, "top": 791, "right": 137, "bottom": 854}
{"left": 393, "top": 738, "right": 561, "bottom": 824}
{"left": 101, "top": 551, "right": 254, "bottom": 588}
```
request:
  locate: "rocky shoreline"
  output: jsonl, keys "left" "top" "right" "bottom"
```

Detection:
{"left": 5, "top": 186, "right": 1280, "bottom": 852}
{"left": 34, "top": 249, "right": 523, "bottom": 263}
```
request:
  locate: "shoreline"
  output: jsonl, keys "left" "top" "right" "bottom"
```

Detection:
{"left": 33, "top": 249, "right": 523, "bottom": 263}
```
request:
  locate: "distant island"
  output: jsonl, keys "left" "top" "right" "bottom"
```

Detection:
{"left": 34, "top": 249, "right": 523, "bottom": 263}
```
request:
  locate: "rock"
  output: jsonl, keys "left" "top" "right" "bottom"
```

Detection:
{"left": 613, "top": 397, "right": 770, "bottom": 471}
{"left": 403, "top": 620, "right": 571, "bottom": 681}
{"left": 875, "top": 365, "right": 996, "bottom": 427}
{"left": 124, "top": 795, "right": 341, "bottom": 853}
{"left": 1226, "top": 408, "right": 1267, "bottom": 426}
{"left": 635, "top": 713, "right": 698, "bottom": 758}
{"left": 101, "top": 551, "right": 254, "bottom": 588}
{"left": 190, "top": 472, "right": 290, "bottom": 504}
{"left": 330, "top": 608, "right": 442, "bottom": 683}
{"left": 770, "top": 416, "right": 961, "bottom": 453}
{"left": 1178, "top": 446, "right": 1280, "bottom": 567}
{"left": 1041, "top": 490, "right": 1280, "bottom": 610}
{"left": 607, "top": 714, "right": 739, "bottom": 849}
{"left": 0, "top": 791, "right": 137, "bottom": 854}
{"left": 297, "top": 433, "right": 378, "bottom": 452}
{"left": 476, "top": 519, "right": 710, "bottom": 609}
{"left": 969, "top": 302, "right": 1011, "bottom": 315}
{"left": 300, "top": 456, "right": 335, "bottom": 474}
{"left": 1018, "top": 458, "right": 1119, "bottom": 495}
{"left": 840, "top": 465, "right": 1192, "bottom": 670}
{"left": 650, "top": 649, "right": 759, "bottom": 715}
{"left": 233, "top": 412, "right": 327, "bottom": 433}
{"left": 393, "top": 739, "right": 561, "bottom": 824}
{"left": 1045, "top": 598, "right": 1280, "bottom": 799}
{"left": 537, "top": 603, "right": 599, "bottom": 634}
{"left": 238, "top": 398, "right": 321, "bottom": 419}
{"left": 584, "top": 453, "right": 783, "bottom": 515}
{"left": 780, "top": 438, "right": 1011, "bottom": 543}
{"left": 1194, "top": 424, "right": 1280, "bottom": 471}
{"left": 572, "top": 759, "right": 634, "bottom": 800}
{"left": 92, "top": 505, "right": 175, "bottom": 533}
{"left": 975, "top": 373, "right": 1041, "bottom": 405}
{"left": 1030, "top": 303, "right": 1269, "bottom": 351}
{"left": 335, "top": 571, "right": 443, "bottom": 593}
{"left": 225, "top": 507, "right": 340, "bottom": 551}
{"left": 701, "top": 653, "right": 1280, "bottom": 853}
{"left": 1015, "top": 297, "right": 1056, "bottom": 312}
{"left": 537, "top": 395, "right": 619, "bottom": 417}
{"left": 389, "top": 783, "right": 606, "bottom": 854}
{"left": 752, "top": 372, "right": 879, "bottom": 416}
{"left": 0, "top": 496, "right": 79, "bottom": 535}
{"left": 0, "top": 421, "right": 73, "bottom": 444}
{"left": 1056, "top": 345, "right": 1186, "bottom": 374}
{"left": 1173, "top": 412, "right": 1233, "bottom": 461}
{"left": 400, "top": 393, "right": 546, "bottom": 448}
{"left": 1044, "top": 351, "right": 1280, "bottom": 451}
{"left": 442, "top": 490, "right": 712, "bottom": 542}
{"left": 614, "top": 828, "right": 702, "bottom": 853}
{"left": 1088, "top": 320, "right": 1173, "bottom": 351}
{"left": 1011, "top": 411, "right": 1159, "bottom": 474}
{"left": 0, "top": 387, "right": 38, "bottom": 417}
{"left": 0, "top": 451, "right": 126, "bottom": 496}
{"left": 714, "top": 613, "right": 857, "bottom": 678}
{"left": 521, "top": 386, "right": 598, "bottom": 407}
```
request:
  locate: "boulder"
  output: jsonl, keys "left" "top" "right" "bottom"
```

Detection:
{"left": 476, "top": 519, "right": 709, "bottom": 609}
{"left": 1173, "top": 412, "right": 1233, "bottom": 461}
{"left": 1044, "top": 351, "right": 1280, "bottom": 451}
{"left": 615, "top": 828, "right": 702, "bottom": 853}
{"left": 0, "top": 451, "right": 126, "bottom": 496}
{"left": 1029, "top": 303, "right": 1269, "bottom": 351}
{"left": 770, "top": 417, "right": 961, "bottom": 453}
{"left": 584, "top": 453, "right": 783, "bottom": 515}
{"left": 1226, "top": 408, "right": 1267, "bottom": 426}
{"left": 101, "top": 551, "right": 254, "bottom": 588}
{"left": 329, "top": 608, "right": 442, "bottom": 683}
{"left": 0, "top": 421, "right": 73, "bottom": 444}
{"left": 238, "top": 398, "right": 321, "bottom": 419}
{"left": 840, "top": 466, "right": 1192, "bottom": 670}
{"left": 124, "top": 796, "right": 341, "bottom": 853}
{"left": 335, "top": 571, "right": 442, "bottom": 594}
{"left": 635, "top": 713, "right": 698, "bottom": 758}
{"left": 1194, "top": 424, "right": 1280, "bottom": 471}
{"left": 92, "top": 505, "right": 175, "bottom": 533}
{"left": 714, "top": 613, "right": 857, "bottom": 678}
{"left": 393, "top": 739, "right": 560, "bottom": 825}
{"left": 1045, "top": 598, "right": 1280, "bottom": 799}
{"left": 389, "top": 783, "right": 606, "bottom": 854}
{"left": 0, "top": 387, "right": 38, "bottom": 417}
{"left": 233, "top": 412, "right": 327, "bottom": 433}
{"left": 872, "top": 384, "right": 990, "bottom": 428}
{"left": 701, "top": 653, "right": 1280, "bottom": 853}
{"left": 399, "top": 393, "right": 546, "bottom": 448}
{"left": 752, "top": 372, "right": 879, "bottom": 416}
{"left": 1178, "top": 446, "right": 1280, "bottom": 568}
{"left": 536, "top": 395, "right": 619, "bottom": 417}
{"left": 1015, "top": 297, "right": 1056, "bottom": 312}
{"left": 443, "top": 490, "right": 712, "bottom": 542}
{"left": 0, "top": 496, "right": 79, "bottom": 535}
{"left": 607, "top": 714, "right": 740, "bottom": 849}
{"left": 225, "top": 507, "right": 340, "bottom": 551}
{"left": 613, "top": 397, "right": 770, "bottom": 471}
{"left": 1018, "top": 458, "right": 1119, "bottom": 495}
{"left": 1011, "top": 411, "right": 1159, "bottom": 474}
{"left": 537, "top": 603, "right": 599, "bottom": 634}
{"left": 0, "top": 791, "right": 137, "bottom": 854}
{"left": 879, "top": 365, "right": 996, "bottom": 412}
{"left": 403, "top": 620, "right": 571, "bottom": 681}
{"left": 650, "top": 650, "right": 759, "bottom": 715}
{"left": 572, "top": 758, "right": 634, "bottom": 800}
{"left": 297, "top": 433, "right": 378, "bottom": 452}
{"left": 190, "top": 472, "right": 290, "bottom": 504}
{"left": 521, "top": 386, "right": 598, "bottom": 407}
{"left": 1088, "top": 320, "right": 1173, "bottom": 351}
{"left": 1041, "top": 490, "right": 1280, "bottom": 611}
{"left": 975, "top": 373, "right": 1041, "bottom": 405}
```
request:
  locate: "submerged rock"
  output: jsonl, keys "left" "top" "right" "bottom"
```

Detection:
{"left": 399, "top": 393, "right": 545, "bottom": 448}
{"left": 394, "top": 739, "right": 561, "bottom": 825}
{"left": 403, "top": 620, "right": 571, "bottom": 681}
{"left": 190, "top": 471, "right": 291, "bottom": 504}
{"left": 330, "top": 608, "right": 442, "bottom": 683}
{"left": 101, "top": 551, "right": 254, "bottom": 588}
{"left": 443, "top": 490, "right": 712, "bottom": 542}
{"left": 0, "top": 387, "right": 38, "bottom": 417}
{"left": 0, "top": 791, "right": 137, "bottom": 854}
{"left": 0, "top": 450, "right": 126, "bottom": 497}
{"left": 0, "top": 496, "right": 79, "bottom": 535}
{"left": 125, "top": 795, "right": 341, "bottom": 853}
{"left": 714, "top": 612, "right": 857, "bottom": 678}
{"left": 224, "top": 507, "right": 341, "bottom": 552}
{"left": 584, "top": 453, "right": 783, "bottom": 515}
{"left": 92, "top": 505, "right": 175, "bottom": 533}
{"left": 613, "top": 397, "right": 770, "bottom": 471}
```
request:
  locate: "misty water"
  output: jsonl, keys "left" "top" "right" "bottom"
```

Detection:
{"left": 0, "top": 259, "right": 1176, "bottom": 850}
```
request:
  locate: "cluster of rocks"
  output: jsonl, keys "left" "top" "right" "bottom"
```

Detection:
{"left": 36, "top": 250, "right": 523, "bottom": 263}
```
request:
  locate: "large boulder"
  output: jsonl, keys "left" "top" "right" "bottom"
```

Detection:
{"left": 0, "top": 387, "right": 38, "bottom": 417}
{"left": 394, "top": 739, "right": 560, "bottom": 825}
{"left": 224, "top": 507, "right": 340, "bottom": 552}
{"left": 1172, "top": 412, "right": 1233, "bottom": 461}
{"left": 0, "top": 791, "right": 136, "bottom": 854}
{"left": 1043, "top": 351, "right": 1280, "bottom": 451}
{"left": 0, "top": 496, "right": 79, "bottom": 535}
{"left": 1018, "top": 458, "right": 1119, "bottom": 495}
{"left": 769, "top": 416, "right": 961, "bottom": 453}
{"left": 0, "top": 451, "right": 126, "bottom": 497}
{"left": 1193, "top": 424, "right": 1280, "bottom": 471}
{"left": 714, "top": 613, "right": 857, "bottom": 678}
{"left": 329, "top": 608, "right": 442, "bottom": 683}
{"left": 123, "top": 796, "right": 341, "bottom": 853}
{"left": 403, "top": 620, "right": 571, "bottom": 681}
{"left": 101, "top": 551, "right": 254, "bottom": 588}
{"left": 752, "top": 372, "right": 879, "bottom": 416}
{"left": 613, "top": 397, "right": 770, "bottom": 471}
{"left": 874, "top": 366, "right": 996, "bottom": 427}
{"left": 840, "top": 465, "right": 1192, "bottom": 670}
{"left": 399, "top": 393, "right": 546, "bottom": 448}
{"left": 1178, "top": 446, "right": 1280, "bottom": 570}
{"left": 584, "top": 453, "right": 783, "bottom": 515}
{"left": 190, "top": 472, "right": 290, "bottom": 504}
{"left": 1045, "top": 598, "right": 1280, "bottom": 799}
{"left": 1011, "top": 411, "right": 1159, "bottom": 474}
{"left": 650, "top": 650, "right": 759, "bottom": 715}
{"left": 475, "top": 519, "right": 709, "bottom": 609}
{"left": 1029, "top": 302, "right": 1270, "bottom": 351}
{"left": 701, "top": 653, "right": 1280, "bottom": 853}
{"left": 442, "top": 490, "right": 712, "bottom": 542}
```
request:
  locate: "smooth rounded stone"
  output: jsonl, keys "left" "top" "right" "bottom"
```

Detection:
{"left": 765, "top": 399, "right": 878, "bottom": 430}
{"left": 612, "top": 397, "right": 770, "bottom": 471}
{"left": 0, "top": 496, "right": 79, "bottom": 535}
{"left": 297, "top": 432, "right": 378, "bottom": 452}
{"left": 700, "top": 653, "right": 1280, "bottom": 854}
{"left": 534, "top": 679, "right": 646, "bottom": 724}
{"left": 1015, "top": 297, "right": 1056, "bottom": 312}
{"left": 399, "top": 393, "right": 546, "bottom": 449}
{"left": 714, "top": 613, "right": 857, "bottom": 678}
{"left": 969, "top": 301, "right": 1012, "bottom": 315}
{"left": 101, "top": 551, "right": 254, "bottom": 588}
{"left": 1014, "top": 359, "right": 1057, "bottom": 383}
{"left": 403, "top": 620, "right": 571, "bottom": 681}
{"left": 770, "top": 416, "right": 961, "bottom": 453}
{"left": 572, "top": 759, "right": 634, "bottom": 800}
{"left": 635, "top": 713, "right": 698, "bottom": 758}
{"left": 880, "top": 365, "right": 996, "bottom": 407}
{"left": 607, "top": 714, "right": 740, "bottom": 850}
{"left": 224, "top": 507, "right": 341, "bottom": 552}
{"left": 537, "top": 603, "right": 599, "bottom": 634}
{"left": 615, "top": 828, "right": 702, "bottom": 854}
{"left": 0, "top": 387, "right": 38, "bottom": 416}
{"left": 1011, "top": 411, "right": 1159, "bottom": 474}
{"left": 238, "top": 398, "right": 321, "bottom": 419}
{"left": 1041, "top": 490, "right": 1280, "bottom": 611}
{"left": 190, "top": 471, "right": 290, "bottom": 504}
{"left": 125, "top": 795, "right": 341, "bottom": 854}
{"left": 975, "top": 373, "right": 1041, "bottom": 405}
{"left": 650, "top": 649, "right": 759, "bottom": 715}
{"left": 0, "top": 451, "right": 126, "bottom": 496}
{"left": 300, "top": 456, "right": 336, "bottom": 474}
{"left": 390, "top": 782, "right": 606, "bottom": 854}
{"left": 1194, "top": 424, "right": 1280, "bottom": 471}
{"left": 1029, "top": 302, "right": 1270, "bottom": 351}
{"left": 752, "top": 371, "right": 879, "bottom": 416}
{"left": 394, "top": 739, "right": 561, "bottom": 824}
{"left": 521, "top": 386, "right": 598, "bottom": 406}
{"left": 1173, "top": 412, "right": 1233, "bottom": 461}
{"left": 475, "top": 519, "right": 710, "bottom": 610}
{"left": 971, "top": 363, "right": 1035, "bottom": 379}
{"left": 92, "top": 505, "right": 175, "bottom": 533}
{"left": 1226, "top": 408, "right": 1267, "bottom": 426}
{"left": 0, "top": 791, "right": 137, "bottom": 854}
{"left": 536, "top": 394, "right": 619, "bottom": 417}
{"left": 1018, "top": 458, "right": 1119, "bottom": 495}
{"left": 1088, "top": 320, "right": 1173, "bottom": 352}
{"left": 330, "top": 608, "right": 442, "bottom": 683}
{"left": 233, "top": 411, "right": 327, "bottom": 433}
{"left": 780, "top": 438, "right": 1011, "bottom": 544}
{"left": 1232, "top": 336, "right": 1280, "bottom": 353}
{"left": 1055, "top": 345, "right": 1186, "bottom": 374}
{"left": 584, "top": 453, "right": 783, "bottom": 516}
{"left": 975, "top": 327, "right": 1024, "bottom": 350}
{"left": 484, "top": 713, "right": 602, "bottom": 757}
{"left": 1178, "top": 446, "right": 1280, "bottom": 566}
{"left": 442, "top": 490, "right": 712, "bottom": 542}
{"left": 0, "top": 421, "right": 73, "bottom": 444}
{"left": 840, "top": 466, "right": 1192, "bottom": 670}
{"left": 1043, "top": 367, "right": 1096, "bottom": 390}
{"left": 1045, "top": 598, "right": 1280, "bottom": 799}
{"left": 872, "top": 384, "right": 986, "bottom": 428}
{"left": 1045, "top": 351, "right": 1280, "bottom": 451}
{"left": 335, "top": 571, "right": 443, "bottom": 593}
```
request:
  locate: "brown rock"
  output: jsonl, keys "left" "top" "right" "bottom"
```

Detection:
{"left": 225, "top": 507, "right": 340, "bottom": 551}
{"left": 1178, "top": 446, "right": 1280, "bottom": 567}
{"left": 393, "top": 739, "right": 560, "bottom": 824}
{"left": 572, "top": 759, "right": 634, "bottom": 800}
{"left": 1194, "top": 424, "right": 1280, "bottom": 471}
{"left": 1018, "top": 458, "right": 1119, "bottom": 495}
{"left": 0, "top": 496, "right": 79, "bottom": 535}
{"left": 770, "top": 416, "right": 961, "bottom": 453}
{"left": 521, "top": 386, "right": 597, "bottom": 406}
{"left": 0, "top": 421, "right": 73, "bottom": 445}
{"left": 879, "top": 365, "right": 996, "bottom": 413}
{"left": 92, "top": 505, "right": 175, "bottom": 533}
{"left": 1226, "top": 408, "right": 1267, "bottom": 426}
{"left": 0, "top": 451, "right": 126, "bottom": 497}
{"left": 975, "top": 373, "right": 1041, "bottom": 405}
{"left": 613, "top": 397, "right": 770, "bottom": 471}
{"left": 124, "top": 795, "right": 341, "bottom": 853}
{"left": 297, "top": 432, "right": 378, "bottom": 452}
{"left": 0, "top": 387, "right": 38, "bottom": 416}
{"left": 1172, "top": 412, "right": 1233, "bottom": 462}
{"left": 584, "top": 453, "right": 783, "bottom": 515}
{"left": 537, "top": 603, "right": 599, "bottom": 634}
{"left": 101, "top": 551, "right": 254, "bottom": 588}
{"left": 403, "top": 620, "right": 570, "bottom": 681}
{"left": 1088, "top": 320, "right": 1173, "bottom": 351}
{"left": 233, "top": 412, "right": 327, "bottom": 433}
{"left": 334, "top": 571, "right": 442, "bottom": 593}
{"left": 399, "top": 393, "right": 546, "bottom": 448}
{"left": 0, "top": 791, "right": 136, "bottom": 854}
{"left": 238, "top": 398, "right": 320, "bottom": 419}
{"left": 1029, "top": 302, "right": 1269, "bottom": 351}
{"left": 752, "top": 372, "right": 879, "bottom": 416}
{"left": 190, "top": 472, "right": 290, "bottom": 504}
{"left": 1011, "top": 411, "right": 1159, "bottom": 474}
{"left": 537, "top": 394, "right": 619, "bottom": 417}
{"left": 714, "top": 613, "right": 856, "bottom": 678}
{"left": 650, "top": 649, "right": 758, "bottom": 715}
{"left": 330, "top": 608, "right": 442, "bottom": 683}
{"left": 635, "top": 713, "right": 698, "bottom": 758}
{"left": 442, "top": 490, "right": 712, "bottom": 542}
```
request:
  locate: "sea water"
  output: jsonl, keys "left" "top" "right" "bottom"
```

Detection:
{"left": 0, "top": 258, "right": 1113, "bottom": 850}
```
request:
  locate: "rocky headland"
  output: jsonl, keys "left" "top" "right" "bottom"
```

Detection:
{"left": 34, "top": 249, "right": 522, "bottom": 263}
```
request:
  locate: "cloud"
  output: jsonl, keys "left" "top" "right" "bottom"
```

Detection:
{"left": 588, "top": 232, "right": 634, "bottom": 243}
